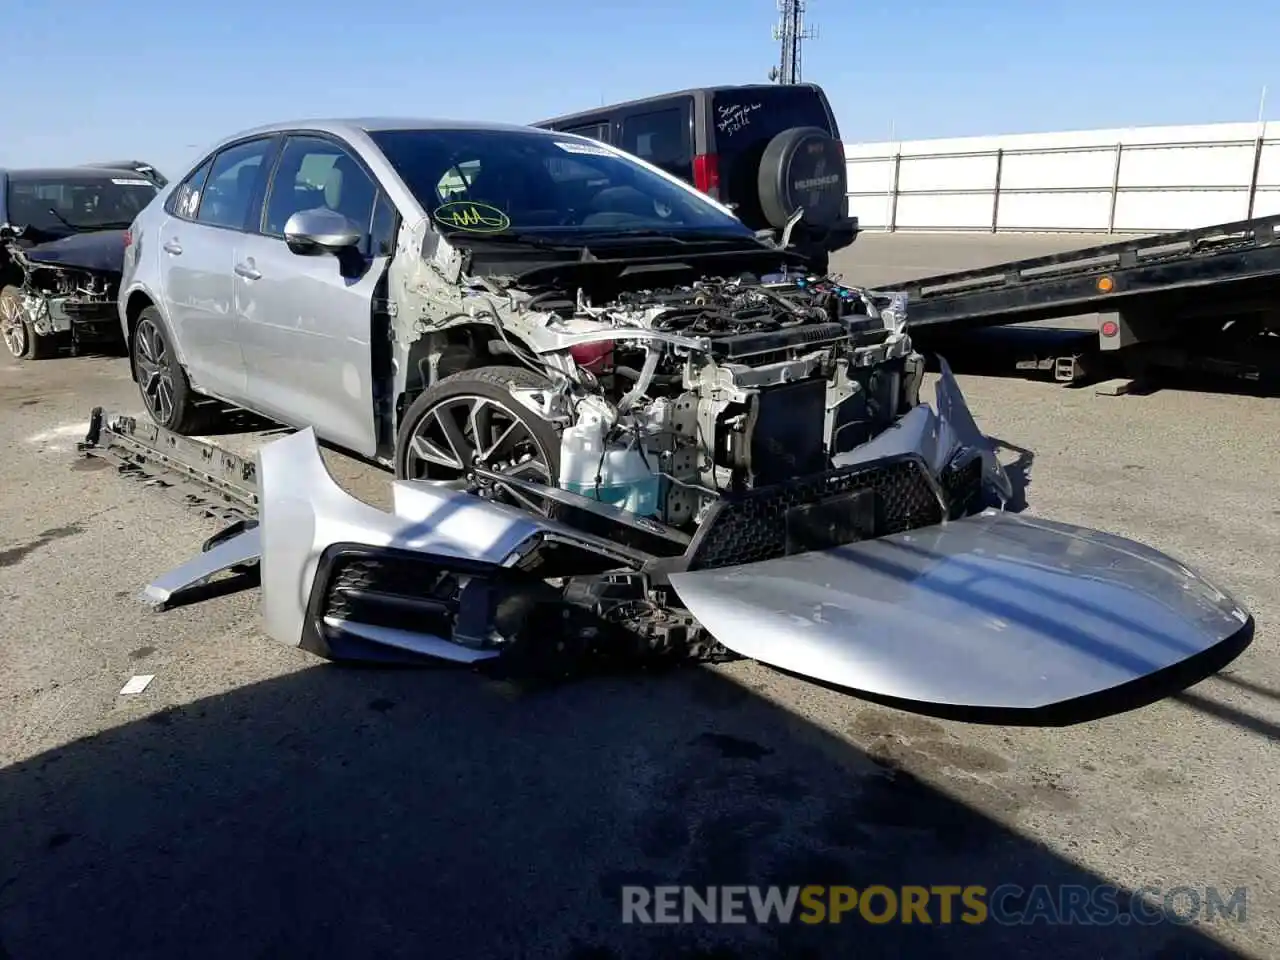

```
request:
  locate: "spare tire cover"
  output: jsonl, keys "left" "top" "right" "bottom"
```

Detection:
{"left": 757, "top": 126, "right": 849, "bottom": 230}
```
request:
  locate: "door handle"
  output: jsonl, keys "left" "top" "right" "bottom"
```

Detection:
{"left": 163, "top": 239, "right": 183, "bottom": 255}
{"left": 234, "top": 261, "right": 261, "bottom": 281}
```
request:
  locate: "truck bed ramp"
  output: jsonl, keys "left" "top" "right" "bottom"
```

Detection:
{"left": 900, "top": 214, "right": 1280, "bottom": 331}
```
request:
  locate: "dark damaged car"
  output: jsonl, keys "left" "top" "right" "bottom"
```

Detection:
{"left": 1, "top": 166, "right": 160, "bottom": 360}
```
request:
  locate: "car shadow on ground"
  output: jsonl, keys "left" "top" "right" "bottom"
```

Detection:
{"left": 0, "top": 660, "right": 1252, "bottom": 959}
{"left": 200, "top": 404, "right": 292, "bottom": 437}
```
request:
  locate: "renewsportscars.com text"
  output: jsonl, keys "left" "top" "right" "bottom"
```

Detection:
{"left": 621, "top": 884, "right": 1248, "bottom": 926}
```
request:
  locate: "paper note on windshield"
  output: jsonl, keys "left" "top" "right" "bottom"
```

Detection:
{"left": 555, "top": 141, "right": 613, "bottom": 157}
{"left": 111, "top": 178, "right": 153, "bottom": 186}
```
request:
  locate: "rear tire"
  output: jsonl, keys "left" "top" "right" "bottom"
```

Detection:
{"left": 1, "top": 285, "right": 58, "bottom": 360}
{"left": 131, "top": 306, "right": 206, "bottom": 434}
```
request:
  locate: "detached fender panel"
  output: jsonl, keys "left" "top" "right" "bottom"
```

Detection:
{"left": 257, "top": 428, "right": 554, "bottom": 657}
{"left": 255, "top": 427, "right": 645, "bottom": 663}
{"left": 668, "top": 509, "right": 1252, "bottom": 719}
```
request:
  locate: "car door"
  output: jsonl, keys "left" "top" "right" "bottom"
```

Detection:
{"left": 233, "top": 132, "right": 393, "bottom": 458}
{"left": 156, "top": 136, "right": 277, "bottom": 402}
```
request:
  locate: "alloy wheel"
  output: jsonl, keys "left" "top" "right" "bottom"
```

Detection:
{"left": 403, "top": 394, "right": 553, "bottom": 513}
{"left": 134, "top": 318, "right": 176, "bottom": 424}
{"left": 0, "top": 293, "right": 28, "bottom": 358}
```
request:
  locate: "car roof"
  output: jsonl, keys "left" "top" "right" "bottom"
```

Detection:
{"left": 0, "top": 166, "right": 159, "bottom": 180}
{"left": 215, "top": 117, "right": 571, "bottom": 144}
{"left": 83, "top": 160, "right": 160, "bottom": 171}
{"left": 532, "top": 83, "right": 829, "bottom": 126}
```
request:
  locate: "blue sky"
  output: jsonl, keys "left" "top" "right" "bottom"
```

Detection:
{"left": 5, "top": 0, "right": 1277, "bottom": 179}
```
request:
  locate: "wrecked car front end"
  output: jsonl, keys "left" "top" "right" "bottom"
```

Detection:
{"left": 248, "top": 361, "right": 1249, "bottom": 723}
{"left": 1, "top": 167, "right": 157, "bottom": 359}
{"left": 1, "top": 229, "right": 129, "bottom": 358}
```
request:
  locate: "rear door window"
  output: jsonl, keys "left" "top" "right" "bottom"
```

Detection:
{"left": 710, "top": 87, "right": 833, "bottom": 225}
{"left": 563, "top": 121, "right": 611, "bottom": 144}
{"left": 195, "top": 137, "right": 276, "bottom": 231}
{"left": 619, "top": 100, "right": 693, "bottom": 182}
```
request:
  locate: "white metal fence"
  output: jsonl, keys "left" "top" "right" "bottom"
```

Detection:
{"left": 843, "top": 120, "right": 1280, "bottom": 234}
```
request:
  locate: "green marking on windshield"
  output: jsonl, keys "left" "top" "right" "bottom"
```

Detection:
{"left": 433, "top": 201, "right": 510, "bottom": 233}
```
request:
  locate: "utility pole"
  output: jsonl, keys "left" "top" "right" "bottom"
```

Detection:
{"left": 768, "top": 0, "right": 818, "bottom": 85}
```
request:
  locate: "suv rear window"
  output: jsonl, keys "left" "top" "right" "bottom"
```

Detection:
{"left": 711, "top": 87, "right": 832, "bottom": 155}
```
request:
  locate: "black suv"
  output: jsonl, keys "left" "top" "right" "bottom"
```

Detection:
{"left": 533, "top": 83, "right": 856, "bottom": 272}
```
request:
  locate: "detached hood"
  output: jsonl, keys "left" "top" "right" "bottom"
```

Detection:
{"left": 22, "top": 229, "right": 129, "bottom": 274}
{"left": 668, "top": 510, "right": 1253, "bottom": 723}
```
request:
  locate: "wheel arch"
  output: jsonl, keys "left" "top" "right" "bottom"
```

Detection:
{"left": 124, "top": 288, "right": 168, "bottom": 371}
{"left": 123, "top": 289, "right": 152, "bottom": 376}
{"left": 395, "top": 321, "right": 542, "bottom": 433}
{"left": 0, "top": 260, "right": 21, "bottom": 291}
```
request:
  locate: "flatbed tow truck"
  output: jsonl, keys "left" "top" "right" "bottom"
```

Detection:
{"left": 890, "top": 213, "right": 1280, "bottom": 388}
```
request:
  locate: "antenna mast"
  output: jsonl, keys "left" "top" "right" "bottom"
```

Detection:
{"left": 769, "top": 0, "right": 818, "bottom": 85}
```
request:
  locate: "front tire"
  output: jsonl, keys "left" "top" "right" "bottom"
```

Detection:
{"left": 394, "top": 365, "right": 562, "bottom": 513}
{"left": 1, "top": 285, "right": 58, "bottom": 360}
{"left": 131, "top": 306, "right": 205, "bottom": 434}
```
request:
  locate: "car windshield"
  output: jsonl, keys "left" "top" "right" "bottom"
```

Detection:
{"left": 368, "top": 127, "right": 756, "bottom": 243}
{"left": 4, "top": 174, "right": 158, "bottom": 236}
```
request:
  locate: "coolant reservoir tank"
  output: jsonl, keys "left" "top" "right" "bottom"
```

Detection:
{"left": 558, "top": 400, "right": 660, "bottom": 517}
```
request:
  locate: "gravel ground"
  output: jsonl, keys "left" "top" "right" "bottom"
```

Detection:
{"left": 0, "top": 232, "right": 1275, "bottom": 960}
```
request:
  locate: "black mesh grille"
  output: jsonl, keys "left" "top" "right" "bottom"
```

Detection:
{"left": 685, "top": 455, "right": 944, "bottom": 571}
{"left": 940, "top": 455, "right": 984, "bottom": 519}
{"left": 321, "top": 554, "right": 462, "bottom": 632}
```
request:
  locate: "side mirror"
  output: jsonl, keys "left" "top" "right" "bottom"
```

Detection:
{"left": 283, "top": 209, "right": 362, "bottom": 254}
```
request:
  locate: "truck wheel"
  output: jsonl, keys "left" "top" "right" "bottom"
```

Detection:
{"left": 1, "top": 285, "right": 58, "bottom": 360}
{"left": 756, "top": 126, "right": 849, "bottom": 231}
{"left": 394, "top": 365, "right": 562, "bottom": 511}
{"left": 132, "top": 306, "right": 206, "bottom": 435}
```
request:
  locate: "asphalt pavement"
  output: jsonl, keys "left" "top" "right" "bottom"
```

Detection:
{"left": 1, "top": 232, "right": 1277, "bottom": 959}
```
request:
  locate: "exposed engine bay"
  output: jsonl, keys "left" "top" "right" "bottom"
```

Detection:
{"left": 1, "top": 225, "right": 127, "bottom": 359}
{"left": 388, "top": 244, "right": 946, "bottom": 552}
{"left": 500, "top": 272, "right": 921, "bottom": 531}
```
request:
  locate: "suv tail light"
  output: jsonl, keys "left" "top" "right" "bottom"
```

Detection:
{"left": 693, "top": 154, "right": 720, "bottom": 199}
{"left": 123, "top": 229, "right": 133, "bottom": 248}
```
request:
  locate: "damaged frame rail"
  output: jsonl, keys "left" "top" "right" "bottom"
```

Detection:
{"left": 78, "top": 373, "right": 1258, "bottom": 724}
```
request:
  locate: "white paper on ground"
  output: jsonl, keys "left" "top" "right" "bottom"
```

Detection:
{"left": 119, "top": 674, "right": 155, "bottom": 695}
